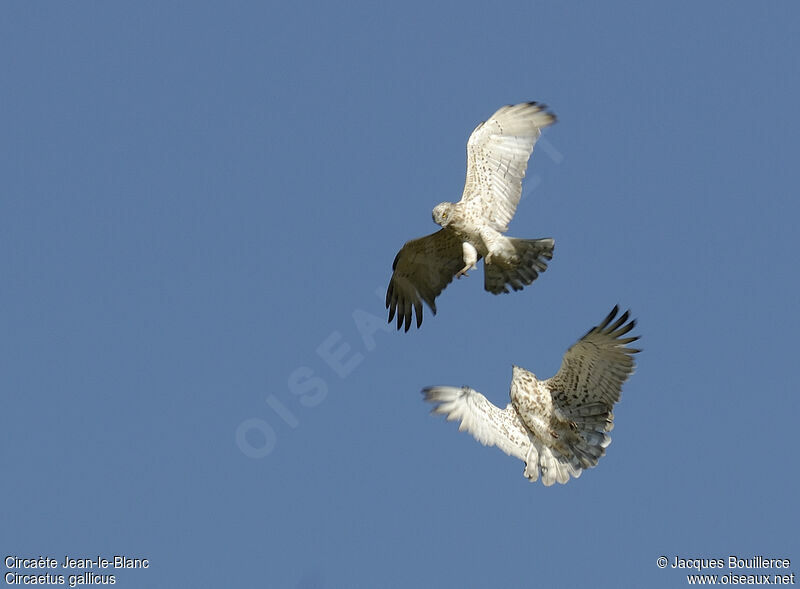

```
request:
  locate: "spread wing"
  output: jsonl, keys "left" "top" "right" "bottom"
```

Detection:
{"left": 422, "top": 386, "right": 531, "bottom": 462}
{"left": 544, "top": 306, "right": 640, "bottom": 409}
{"left": 460, "top": 102, "right": 556, "bottom": 233}
{"left": 386, "top": 230, "right": 465, "bottom": 331}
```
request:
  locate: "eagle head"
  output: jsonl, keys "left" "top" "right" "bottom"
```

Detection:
{"left": 432, "top": 202, "right": 454, "bottom": 227}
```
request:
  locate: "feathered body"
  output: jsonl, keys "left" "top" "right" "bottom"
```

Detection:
{"left": 423, "top": 307, "right": 640, "bottom": 485}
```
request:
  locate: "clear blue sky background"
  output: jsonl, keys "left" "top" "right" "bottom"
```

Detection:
{"left": 2, "top": 2, "right": 798, "bottom": 588}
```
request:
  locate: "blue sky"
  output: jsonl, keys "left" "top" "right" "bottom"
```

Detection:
{"left": 2, "top": 2, "right": 798, "bottom": 587}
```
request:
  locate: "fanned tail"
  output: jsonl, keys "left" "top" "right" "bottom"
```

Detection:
{"left": 523, "top": 403, "right": 614, "bottom": 486}
{"left": 484, "top": 237, "right": 555, "bottom": 295}
{"left": 524, "top": 443, "right": 583, "bottom": 486}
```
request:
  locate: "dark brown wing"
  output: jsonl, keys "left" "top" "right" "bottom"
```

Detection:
{"left": 386, "top": 230, "right": 465, "bottom": 331}
{"left": 545, "top": 306, "right": 641, "bottom": 408}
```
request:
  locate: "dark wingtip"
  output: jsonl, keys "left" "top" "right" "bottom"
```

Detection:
{"left": 387, "top": 303, "right": 396, "bottom": 324}
{"left": 531, "top": 101, "right": 557, "bottom": 124}
{"left": 609, "top": 310, "right": 630, "bottom": 332}
{"left": 597, "top": 305, "right": 619, "bottom": 330}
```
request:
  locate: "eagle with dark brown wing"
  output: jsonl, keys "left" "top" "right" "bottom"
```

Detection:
{"left": 387, "top": 102, "right": 556, "bottom": 331}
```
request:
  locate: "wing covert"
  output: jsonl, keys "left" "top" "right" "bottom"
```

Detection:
{"left": 385, "top": 230, "right": 465, "bottom": 331}
{"left": 461, "top": 102, "right": 556, "bottom": 232}
{"left": 422, "top": 386, "right": 531, "bottom": 462}
{"left": 545, "top": 306, "right": 640, "bottom": 408}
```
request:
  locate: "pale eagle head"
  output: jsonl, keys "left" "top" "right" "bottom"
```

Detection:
{"left": 432, "top": 202, "right": 454, "bottom": 227}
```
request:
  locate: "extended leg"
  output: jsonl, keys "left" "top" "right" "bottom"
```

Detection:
{"left": 479, "top": 227, "right": 507, "bottom": 265}
{"left": 524, "top": 445, "right": 540, "bottom": 481}
{"left": 455, "top": 242, "right": 478, "bottom": 278}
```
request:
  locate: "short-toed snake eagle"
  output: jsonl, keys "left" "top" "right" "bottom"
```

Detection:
{"left": 423, "top": 306, "right": 640, "bottom": 485}
{"left": 386, "top": 102, "right": 556, "bottom": 331}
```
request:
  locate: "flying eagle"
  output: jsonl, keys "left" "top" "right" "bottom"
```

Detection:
{"left": 386, "top": 102, "right": 556, "bottom": 331}
{"left": 423, "top": 307, "right": 640, "bottom": 485}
